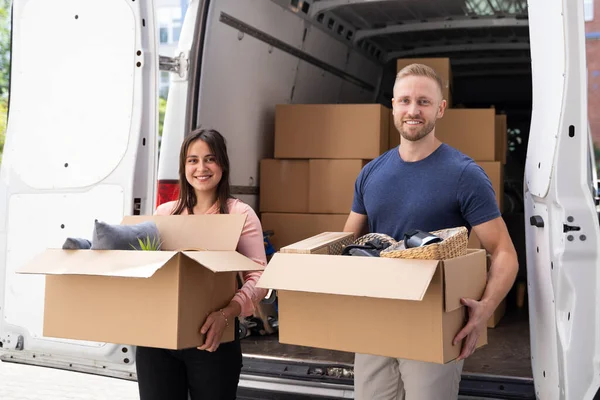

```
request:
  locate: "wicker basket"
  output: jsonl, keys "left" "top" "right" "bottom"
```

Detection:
{"left": 379, "top": 226, "right": 468, "bottom": 260}
{"left": 353, "top": 232, "right": 398, "bottom": 247}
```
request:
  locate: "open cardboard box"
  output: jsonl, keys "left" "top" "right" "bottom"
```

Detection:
{"left": 257, "top": 232, "right": 488, "bottom": 364}
{"left": 17, "top": 214, "right": 264, "bottom": 349}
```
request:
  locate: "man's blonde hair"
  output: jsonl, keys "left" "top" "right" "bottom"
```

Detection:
{"left": 394, "top": 63, "right": 444, "bottom": 99}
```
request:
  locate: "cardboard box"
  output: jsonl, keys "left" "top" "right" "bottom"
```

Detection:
{"left": 495, "top": 114, "right": 507, "bottom": 164}
{"left": 258, "top": 233, "right": 488, "bottom": 364}
{"left": 476, "top": 161, "right": 504, "bottom": 212}
{"left": 259, "top": 159, "right": 309, "bottom": 213}
{"left": 435, "top": 109, "right": 497, "bottom": 161}
{"left": 280, "top": 232, "right": 355, "bottom": 255}
{"left": 396, "top": 58, "right": 452, "bottom": 106}
{"left": 274, "top": 104, "right": 389, "bottom": 159}
{"left": 260, "top": 159, "right": 367, "bottom": 214}
{"left": 260, "top": 213, "right": 348, "bottom": 250}
{"left": 17, "top": 215, "right": 264, "bottom": 349}
{"left": 488, "top": 298, "right": 507, "bottom": 328}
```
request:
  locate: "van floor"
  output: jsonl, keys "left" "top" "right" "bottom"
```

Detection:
{"left": 240, "top": 307, "right": 532, "bottom": 378}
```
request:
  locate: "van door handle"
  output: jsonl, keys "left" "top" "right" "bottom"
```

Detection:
{"left": 530, "top": 215, "right": 544, "bottom": 228}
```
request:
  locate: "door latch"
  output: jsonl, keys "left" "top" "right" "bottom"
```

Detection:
{"left": 530, "top": 215, "right": 544, "bottom": 228}
{"left": 159, "top": 52, "right": 188, "bottom": 79}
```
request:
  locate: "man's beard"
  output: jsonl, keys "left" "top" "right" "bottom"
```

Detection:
{"left": 399, "top": 119, "right": 436, "bottom": 142}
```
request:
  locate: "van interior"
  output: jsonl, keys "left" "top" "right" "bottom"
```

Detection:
{"left": 186, "top": 0, "right": 534, "bottom": 387}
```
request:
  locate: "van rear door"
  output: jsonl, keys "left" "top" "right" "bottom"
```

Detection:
{"left": 525, "top": 0, "right": 600, "bottom": 398}
{"left": 0, "top": 0, "right": 158, "bottom": 377}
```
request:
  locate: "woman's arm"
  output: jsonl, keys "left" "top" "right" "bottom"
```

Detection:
{"left": 228, "top": 202, "right": 268, "bottom": 318}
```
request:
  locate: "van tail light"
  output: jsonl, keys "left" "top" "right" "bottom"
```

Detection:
{"left": 156, "top": 180, "right": 180, "bottom": 208}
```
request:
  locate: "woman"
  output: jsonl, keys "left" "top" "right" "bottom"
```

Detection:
{"left": 135, "top": 128, "right": 268, "bottom": 400}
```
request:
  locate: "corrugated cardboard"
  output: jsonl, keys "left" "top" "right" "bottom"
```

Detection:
{"left": 259, "top": 159, "right": 309, "bottom": 213}
{"left": 396, "top": 57, "right": 452, "bottom": 106}
{"left": 435, "top": 109, "right": 496, "bottom": 161}
{"left": 495, "top": 114, "right": 508, "bottom": 164}
{"left": 260, "top": 213, "right": 348, "bottom": 251}
{"left": 258, "top": 241, "right": 488, "bottom": 364}
{"left": 280, "top": 232, "right": 355, "bottom": 255}
{"left": 488, "top": 298, "right": 507, "bottom": 328}
{"left": 274, "top": 104, "right": 389, "bottom": 159}
{"left": 476, "top": 161, "right": 504, "bottom": 212}
{"left": 17, "top": 215, "right": 264, "bottom": 349}
{"left": 260, "top": 159, "right": 367, "bottom": 214}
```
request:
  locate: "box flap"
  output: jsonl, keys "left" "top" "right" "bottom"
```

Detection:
{"left": 280, "top": 232, "right": 354, "bottom": 253}
{"left": 182, "top": 251, "right": 265, "bottom": 273}
{"left": 17, "top": 249, "right": 178, "bottom": 278}
{"left": 257, "top": 253, "right": 440, "bottom": 301}
{"left": 443, "top": 249, "right": 487, "bottom": 312}
{"left": 121, "top": 214, "right": 246, "bottom": 251}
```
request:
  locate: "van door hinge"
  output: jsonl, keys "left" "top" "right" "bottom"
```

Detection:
{"left": 159, "top": 52, "right": 188, "bottom": 79}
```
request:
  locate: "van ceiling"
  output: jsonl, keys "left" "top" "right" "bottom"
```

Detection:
{"left": 277, "top": 0, "right": 532, "bottom": 121}
{"left": 288, "top": 0, "right": 530, "bottom": 79}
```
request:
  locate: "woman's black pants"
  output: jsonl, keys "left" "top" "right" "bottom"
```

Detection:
{"left": 135, "top": 339, "right": 242, "bottom": 400}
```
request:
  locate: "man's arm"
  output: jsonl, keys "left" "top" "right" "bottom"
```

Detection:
{"left": 473, "top": 216, "right": 519, "bottom": 314}
{"left": 453, "top": 216, "right": 518, "bottom": 360}
{"left": 343, "top": 211, "right": 369, "bottom": 239}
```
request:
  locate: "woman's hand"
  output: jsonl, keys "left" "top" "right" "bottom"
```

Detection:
{"left": 198, "top": 301, "right": 241, "bottom": 352}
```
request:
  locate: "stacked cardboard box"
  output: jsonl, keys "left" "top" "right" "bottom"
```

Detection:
{"left": 390, "top": 58, "right": 507, "bottom": 327}
{"left": 260, "top": 104, "right": 390, "bottom": 250}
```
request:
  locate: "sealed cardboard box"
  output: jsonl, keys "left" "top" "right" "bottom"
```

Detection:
{"left": 435, "top": 109, "right": 497, "bottom": 161}
{"left": 274, "top": 104, "right": 389, "bottom": 159}
{"left": 258, "top": 233, "right": 488, "bottom": 364}
{"left": 396, "top": 58, "right": 452, "bottom": 106}
{"left": 260, "top": 213, "right": 348, "bottom": 250}
{"left": 260, "top": 159, "right": 366, "bottom": 214}
{"left": 259, "top": 159, "right": 309, "bottom": 213}
{"left": 488, "top": 298, "right": 507, "bottom": 328}
{"left": 17, "top": 215, "right": 264, "bottom": 349}
{"left": 495, "top": 114, "right": 508, "bottom": 164}
{"left": 476, "top": 161, "right": 504, "bottom": 212}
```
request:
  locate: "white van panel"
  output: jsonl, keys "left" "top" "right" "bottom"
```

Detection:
{"left": 523, "top": 194, "right": 560, "bottom": 399}
{"left": 524, "top": 0, "right": 565, "bottom": 198}
{"left": 193, "top": 0, "right": 382, "bottom": 191}
{"left": 0, "top": 0, "right": 158, "bottom": 377}
{"left": 525, "top": 0, "right": 600, "bottom": 398}
{"left": 4, "top": 187, "right": 123, "bottom": 339}
{"left": 9, "top": 0, "right": 139, "bottom": 189}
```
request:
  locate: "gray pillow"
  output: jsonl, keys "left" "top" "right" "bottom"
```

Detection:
{"left": 91, "top": 220, "right": 161, "bottom": 251}
{"left": 62, "top": 237, "right": 92, "bottom": 250}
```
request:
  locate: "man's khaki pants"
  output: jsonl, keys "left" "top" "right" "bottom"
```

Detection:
{"left": 354, "top": 353, "right": 464, "bottom": 400}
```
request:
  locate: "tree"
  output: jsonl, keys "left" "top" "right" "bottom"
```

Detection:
{"left": 0, "top": 0, "right": 9, "bottom": 97}
{"left": 0, "top": 0, "right": 9, "bottom": 163}
{"left": 0, "top": 97, "right": 5, "bottom": 163}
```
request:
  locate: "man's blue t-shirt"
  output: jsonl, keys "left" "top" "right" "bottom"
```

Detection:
{"left": 352, "top": 143, "right": 501, "bottom": 240}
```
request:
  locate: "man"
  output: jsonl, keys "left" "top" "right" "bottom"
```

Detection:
{"left": 343, "top": 63, "right": 519, "bottom": 400}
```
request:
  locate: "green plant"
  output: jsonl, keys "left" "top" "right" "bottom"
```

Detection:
{"left": 0, "top": 97, "right": 5, "bottom": 164}
{"left": 132, "top": 235, "right": 162, "bottom": 251}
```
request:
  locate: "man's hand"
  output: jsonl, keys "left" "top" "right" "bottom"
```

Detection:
{"left": 453, "top": 297, "right": 490, "bottom": 361}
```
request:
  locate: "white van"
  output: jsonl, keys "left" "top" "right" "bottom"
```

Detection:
{"left": 0, "top": 0, "right": 598, "bottom": 399}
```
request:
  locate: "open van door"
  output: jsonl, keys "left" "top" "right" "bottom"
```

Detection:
{"left": 0, "top": 0, "right": 159, "bottom": 378}
{"left": 525, "top": 0, "right": 600, "bottom": 398}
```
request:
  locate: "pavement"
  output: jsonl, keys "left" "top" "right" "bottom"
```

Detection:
{"left": 0, "top": 360, "right": 139, "bottom": 400}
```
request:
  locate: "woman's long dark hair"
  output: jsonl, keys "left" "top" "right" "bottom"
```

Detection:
{"left": 171, "top": 128, "right": 232, "bottom": 215}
